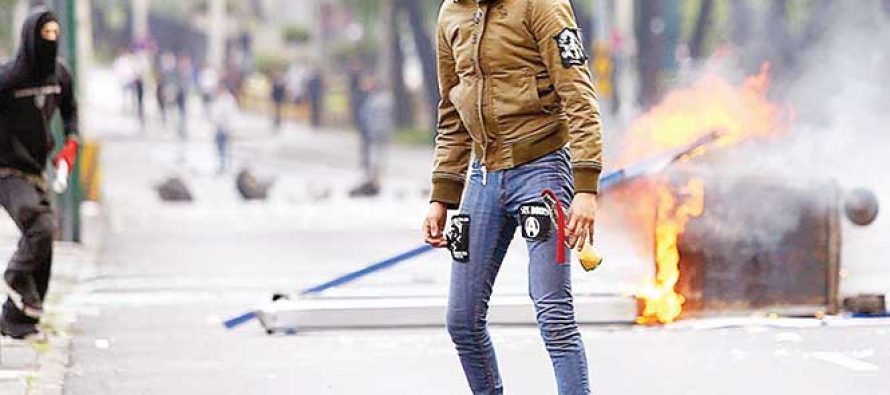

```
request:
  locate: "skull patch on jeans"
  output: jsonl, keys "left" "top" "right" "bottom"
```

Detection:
{"left": 447, "top": 214, "right": 471, "bottom": 263}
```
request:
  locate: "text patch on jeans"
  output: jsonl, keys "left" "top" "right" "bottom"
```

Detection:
{"left": 447, "top": 215, "right": 471, "bottom": 263}
{"left": 519, "top": 203, "right": 552, "bottom": 241}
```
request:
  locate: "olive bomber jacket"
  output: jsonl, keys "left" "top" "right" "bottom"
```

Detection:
{"left": 431, "top": 0, "right": 604, "bottom": 208}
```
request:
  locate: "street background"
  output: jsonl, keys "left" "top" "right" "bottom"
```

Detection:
{"left": 1, "top": 0, "right": 889, "bottom": 394}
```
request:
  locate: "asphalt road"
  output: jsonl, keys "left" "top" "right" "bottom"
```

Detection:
{"left": 60, "top": 70, "right": 890, "bottom": 395}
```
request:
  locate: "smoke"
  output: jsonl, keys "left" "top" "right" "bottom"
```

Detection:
{"left": 695, "top": 1, "right": 890, "bottom": 293}
{"left": 765, "top": 2, "right": 890, "bottom": 185}
{"left": 781, "top": 2, "right": 890, "bottom": 293}
{"left": 598, "top": 3, "right": 890, "bottom": 295}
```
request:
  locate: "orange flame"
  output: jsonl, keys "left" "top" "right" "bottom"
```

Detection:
{"left": 623, "top": 63, "right": 787, "bottom": 324}
{"left": 620, "top": 63, "right": 785, "bottom": 166}
{"left": 636, "top": 178, "right": 704, "bottom": 325}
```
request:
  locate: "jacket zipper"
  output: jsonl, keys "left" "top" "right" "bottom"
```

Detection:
{"left": 474, "top": 4, "right": 490, "bottom": 185}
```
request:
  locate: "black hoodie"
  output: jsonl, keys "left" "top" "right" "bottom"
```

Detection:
{"left": 0, "top": 7, "right": 78, "bottom": 175}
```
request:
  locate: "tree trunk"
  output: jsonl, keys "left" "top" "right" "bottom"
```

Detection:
{"left": 399, "top": 0, "right": 438, "bottom": 131}
{"left": 798, "top": 0, "right": 833, "bottom": 51}
{"left": 635, "top": 0, "right": 664, "bottom": 108}
{"left": 689, "top": 0, "right": 714, "bottom": 60}
{"left": 766, "top": 0, "right": 793, "bottom": 73}
{"left": 573, "top": 5, "right": 594, "bottom": 49}
{"left": 207, "top": 0, "right": 226, "bottom": 69}
{"left": 730, "top": 0, "right": 753, "bottom": 47}
{"left": 387, "top": 0, "right": 413, "bottom": 128}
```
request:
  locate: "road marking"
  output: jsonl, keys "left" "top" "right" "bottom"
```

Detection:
{"left": 808, "top": 352, "right": 880, "bottom": 372}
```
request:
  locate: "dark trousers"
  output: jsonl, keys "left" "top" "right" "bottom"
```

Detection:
{"left": 273, "top": 102, "right": 283, "bottom": 131}
{"left": 215, "top": 128, "right": 230, "bottom": 173}
{"left": 134, "top": 78, "right": 145, "bottom": 125}
{"left": 310, "top": 96, "right": 323, "bottom": 128}
{"left": 0, "top": 175, "right": 53, "bottom": 327}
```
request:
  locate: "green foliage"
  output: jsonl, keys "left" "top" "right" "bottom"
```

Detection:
{"left": 329, "top": 38, "right": 379, "bottom": 68}
{"left": 282, "top": 25, "right": 311, "bottom": 45}
{"left": 341, "top": 0, "right": 382, "bottom": 26}
{"left": 254, "top": 51, "right": 288, "bottom": 75}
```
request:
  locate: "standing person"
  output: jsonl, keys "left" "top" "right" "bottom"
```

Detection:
{"left": 346, "top": 58, "right": 367, "bottom": 135}
{"left": 0, "top": 8, "right": 79, "bottom": 340}
{"left": 113, "top": 47, "right": 145, "bottom": 125}
{"left": 131, "top": 52, "right": 146, "bottom": 128}
{"left": 349, "top": 78, "right": 392, "bottom": 197}
{"left": 198, "top": 65, "right": 219, "bottom": 116}
{"left": 210, "top": 84, "right": 237, "bottom": 174}
{"left": 121, "top": 46, "right": 147, "bottom": 128}
{"left": 112, "top": 48, "right": 137, "bottom": 112}
{"left": 305, "top": 67, "right": 324, "bottom": 129}
{"left": 175, "top": 53, "right": 194, "bottom": 141}
{"left": 270, "top": 71, "right": 286, "bottom": 132}
{"left": 154, "top": 51, "right": 177, "bottom": 126}
{"left": 422, "top": 1, "right": 603, "bottom": 394}
{"left": 284, "top": 63, "right": 306, "bottom": 105}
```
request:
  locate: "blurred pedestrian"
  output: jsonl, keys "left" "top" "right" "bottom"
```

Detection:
{"left": 112, "top": 47, "right": 144, "bottom": 124}
{"left": 175, "top": 53, "right": 194, "bottom": 141}
{"left": 271, "top": 71, "right": 286, "bottom": 132}
{"left": 198, "top": 65, "right": 219, "bottom": 115}
{"left": 0, "top": 8, "right": 80, "bottom": 340}
{"left": 132, "top": 54, "right": 146, "bottom": 127}
{"left": 306, "top": 67, "right": 324, "bottom": 128}
{"left": 347, "top": 57, "right": 368, "bottom": 136}
{"left": 284, "top": 63, "right": 306, "bottom": 104}
{"left": 349, "top": 78, "right": 393, "bottom": 197}
{"left": 210, "top": 84, "right": 238, "bottom": 174}
{"left": 423, "top": 1, "right": 604, "bottom": 394}
{"left": 155, "top": 51, "right": 177, "bottom": 126}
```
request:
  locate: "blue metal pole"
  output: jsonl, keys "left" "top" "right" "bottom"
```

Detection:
{"left": 300, "top": 244, "right": 434, "bottom": 295}
{"left": 223, "top": 131, "right": 726, "bottom": 330}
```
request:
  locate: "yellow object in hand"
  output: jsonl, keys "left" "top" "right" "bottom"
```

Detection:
{"left": 578, "top": 241, "right": 603, "bottom": 272}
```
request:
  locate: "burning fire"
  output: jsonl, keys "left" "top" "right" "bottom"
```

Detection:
{"left": 625, "top": 63, "right": 787, "bottom": 324}
{"left": 620, "top": 63, "right": 785, "bottom": 166}
{"left": 637, "top": 178, "right": 704, "bottom": 325}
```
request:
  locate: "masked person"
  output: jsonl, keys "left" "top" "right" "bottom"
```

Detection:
{"left": 0, "top": 8, "right": 79, "bottom": 340}
{"left": 423, "top": 1, "right": 602, "bottom": 394}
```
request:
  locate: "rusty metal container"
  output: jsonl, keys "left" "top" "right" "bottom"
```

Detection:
{"left": 667, "top": 173, "right": 841, "bottom": 317}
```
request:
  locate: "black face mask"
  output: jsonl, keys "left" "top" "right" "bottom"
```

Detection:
{"left": 35, "top": 35, "right": 58, "bottom": 77}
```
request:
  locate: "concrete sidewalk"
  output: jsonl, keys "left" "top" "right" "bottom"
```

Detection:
{"left": 0, "top": 237, "right": 103, "bottom": 395}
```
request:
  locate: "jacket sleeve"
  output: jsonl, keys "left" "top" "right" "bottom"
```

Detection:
{"left": 59, "top": 63, "right": 79, "bottom": 139}
{"left": 430, "top": 17, "right": 472, "bottom": 209}
{"left": 529, "top": 0, "right": 603, "bottom": 194}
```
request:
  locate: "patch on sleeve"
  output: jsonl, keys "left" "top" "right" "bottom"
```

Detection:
{"left": 553, "top": 28, "right": 588, "bottom": 68}
{"left": 446, "top": 215, "right": 471, "bottom": 263}
{"left": 519, "top": 203, "right": 552, "bottom": 241}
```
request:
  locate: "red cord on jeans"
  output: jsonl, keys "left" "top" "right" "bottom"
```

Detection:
{"left": 541, "top": 189, "right": 567, "bottom": 264}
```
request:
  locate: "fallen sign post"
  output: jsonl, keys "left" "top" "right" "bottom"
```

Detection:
{"left": 598, "top": 130, "right": 724, "bottom": 190}
{"left": 223, "top": 244, "right": 434, "bottom": 329}
{"left": 223, "top": 131, "right": 727, "bottom": 331}
{"left": 257, "top": 294, "right": 638, "bottom": 333}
